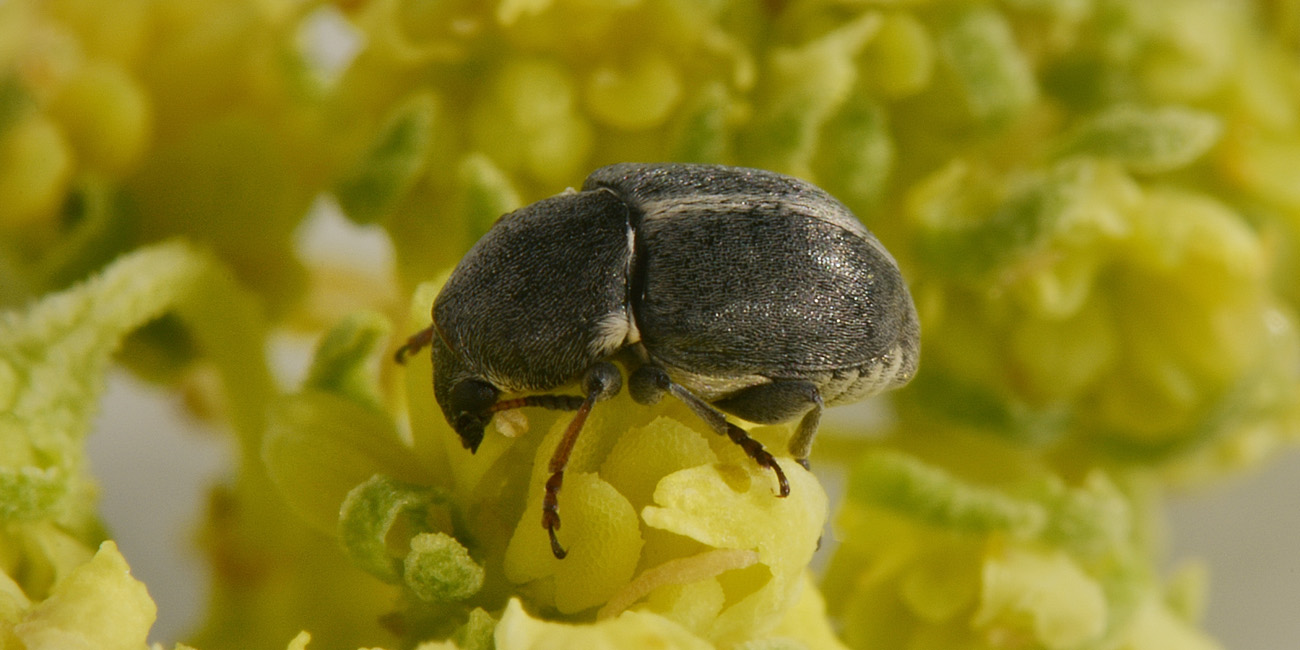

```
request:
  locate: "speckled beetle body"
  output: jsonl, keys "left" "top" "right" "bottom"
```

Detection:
{"left": 398, "top": 163, "right": 919, "bottom": 558}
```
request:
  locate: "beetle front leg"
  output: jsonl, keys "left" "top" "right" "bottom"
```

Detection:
{"left": 628, "top": 365, "right": 790, "bottom": 497}
{"left": 541, "top": 362, "right": 621, "bottom": 559}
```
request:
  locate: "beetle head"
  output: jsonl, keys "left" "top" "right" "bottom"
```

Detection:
{"left": 432, "top": 332, "right": 500, "bottom": 452}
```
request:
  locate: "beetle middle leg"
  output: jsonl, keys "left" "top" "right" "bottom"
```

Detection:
{"left": 539, "top": 362, "right": 621, "bottom": 559}
{"left": 629, "top": 365, "right": 790, "bottom": 497}
{"left": 712, "top": 379, "right": 824, "bottom": 470}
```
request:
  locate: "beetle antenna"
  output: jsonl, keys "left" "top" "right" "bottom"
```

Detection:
{"left": 489, "top": 395, "right": 586, "bottom": 413}
{"left": 394, "top": 325, "right": 435, "bottom": 364}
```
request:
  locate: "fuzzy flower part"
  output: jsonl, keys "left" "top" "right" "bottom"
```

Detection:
{"left": 1, "top": 0, "right": 326, "bottom": 313}
{"left": 823, "top": 448, "right": 1218, "bottom": 650}
{"left": 0, "top": 241, "right": 266, "bottom": 531}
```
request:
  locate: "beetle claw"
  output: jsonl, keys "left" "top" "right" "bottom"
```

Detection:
{"left": 772, "top": 462, "right": 790, "bottom": 498}
{"left": 542, "top": 505, "right": 567, "bottom": 559}
{"left": 719, "top": 422, "right": 790, "bottom": 498}
{"left": 547, "top": 525, "right": 568, "bottom": 559}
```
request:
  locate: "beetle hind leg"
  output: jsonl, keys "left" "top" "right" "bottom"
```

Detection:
{"left": 629, "top": 365, "right": 790, "bottom": 497}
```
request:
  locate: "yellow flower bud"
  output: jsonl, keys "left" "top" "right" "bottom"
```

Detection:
{"left": 47, "top": 62, "right": 151, "bottom": 175}
{"left": 44, "top": 0, "right": 151, "bottom": 67}
{"left": 862, "top": 12, "right": 935, "bottom": 99}
{"left": 584, "top": 53, "right": 683, "bottom": 131}
{"left": 471, "top": 58, "right": 592, "bottom": 186}
{"left": 974, "top": 547, "right": 1107, "bottom": 650}
{"left": 0, "top": 113, "right": 73, "bottom": 228}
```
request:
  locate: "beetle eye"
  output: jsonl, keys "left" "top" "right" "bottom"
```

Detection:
{"left": 450, "top": 379, "right": 499, "bottom": 414}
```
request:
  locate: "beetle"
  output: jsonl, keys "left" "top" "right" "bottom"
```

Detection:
{"left": 397, "top": 163, "right": 919, "bottom": 559}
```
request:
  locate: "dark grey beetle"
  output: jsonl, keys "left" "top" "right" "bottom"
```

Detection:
{"left": 397, "top": 163, "right": 919, "bottom": 558}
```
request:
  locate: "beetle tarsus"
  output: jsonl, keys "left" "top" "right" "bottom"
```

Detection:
{"left": 394, "top": 326, "right": 435, "bottom": 364}
{"left": 542, "top": 472, "right": 568, "bottom": 559}
{"left": 724, "top": 422, "right": 790, "bottom": 497}
{"left": 713, "top": 380, "right": 825, "bottom": 463}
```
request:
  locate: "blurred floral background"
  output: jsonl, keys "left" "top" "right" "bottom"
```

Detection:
{"left": 2, "top": 0, "right": 1299, "bottom": 648}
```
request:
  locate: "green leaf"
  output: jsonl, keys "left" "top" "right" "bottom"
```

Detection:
{"left": 335, "top": 92, "right": 437, "bottom": 224}
{"left": 0, "top": 73, "right": 33, "bottom": 133}
{"left": 900, "top": 372, "right": 1071, "bottom": 446}
{"left": 741, "top": 12, "right": 883, "bottom": 175}
{"left": 1056, "top": 105, "right": 1222, "bottom": 173}
{"left": 262, "top": 392, "right": 414, "bottom": 535}
{"left": 937, "top": 7, "right": 1038, "bottom": 125}
{"left": 849, "top": 450, "right": 1137, "bottom": 556}
{"left": 1031, "top": 473, "right": 1132, "bottom": 556}
{"left": 8, "top": 176, "right": 133, "bottom": 300}
{"left": 671, "top": 81, "right": 733, "bottom": 164}
{"left": 848, "top": 449, "right": 1047, "bottom": 535}
{"left": 0, "top": 467, "right": 64, "bottom": 522}
{"left": 913, "top": 161, "right": 1102, "bottom": 279}
{"left": 456, "top": 153, "right": 522, "bottom": 244}
{"left": 128, "top": 117, "right": 310, "bottom": 313}
{"left": 302, "top": 310, "right": 391, "bottom": 409}
{"left": 813, "top": 92, "right": 894, "bottom": 210}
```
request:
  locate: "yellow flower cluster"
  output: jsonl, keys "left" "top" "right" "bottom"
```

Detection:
{"left": 0, "top": 0, "right": 326, "bottom": 312}
{"left": 2, "top": 0, "right": 1300, "bottom": 649}
{"left": 824, "top": 448, "right": 1218, "bottom": 649}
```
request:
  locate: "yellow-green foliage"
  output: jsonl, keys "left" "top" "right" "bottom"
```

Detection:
{"left": 2, "top": 0, "right": 1299, "bottom": 649}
